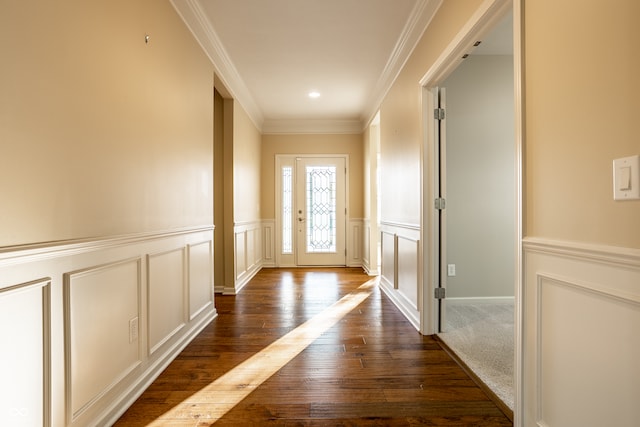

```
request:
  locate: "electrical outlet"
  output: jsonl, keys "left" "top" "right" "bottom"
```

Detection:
{"left": 447, "top": 264, "right": 456, "bottom": 277}
{"left": 129, "top": 317, "right": 139, "bottom": 343}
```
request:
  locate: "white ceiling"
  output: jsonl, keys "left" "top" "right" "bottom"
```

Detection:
{"left": 171, "top": 0, "right": 511, "bottom": 133}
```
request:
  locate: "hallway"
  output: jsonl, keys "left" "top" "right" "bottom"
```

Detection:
{"left": 115, "top": 268, "right": 511, "bottom": 426}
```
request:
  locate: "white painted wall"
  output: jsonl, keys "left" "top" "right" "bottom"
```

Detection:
{"left": 443, "top": 55, "right": 515, "bottom": 298}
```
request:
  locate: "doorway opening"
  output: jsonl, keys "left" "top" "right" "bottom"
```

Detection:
{"left": 420, "top": 0, "right": 522, "bottom": 420}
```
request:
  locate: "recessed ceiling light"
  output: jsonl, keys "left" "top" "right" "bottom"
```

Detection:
{"left": 308, "top": 91, "right": 321, "bottom": 99}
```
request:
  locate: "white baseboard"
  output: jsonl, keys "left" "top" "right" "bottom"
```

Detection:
{"left": 379, "top": 276, "right": 420, "bottom": 331}
{"left": 446, "top": 296, "right": 515, "bottom": 305}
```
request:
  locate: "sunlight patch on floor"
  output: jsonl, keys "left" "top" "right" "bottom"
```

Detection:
{"left": 149, "top": 277, "right": 378, "bottom": 425}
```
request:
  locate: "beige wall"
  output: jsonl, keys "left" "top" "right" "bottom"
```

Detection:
{"left": 379, "top": 0, "right": 484, "bottom": 226}
{"left": 261, "top": 134, "right": 364, "bottom": 220}
{"left": 0, "top": 0, "right": 214, "bottom": 247}
{"left": 233, "top": 103, "right": 262, "bottom": 223}
{"left": 525, "top": 0, "right": 640, "bottom": 248}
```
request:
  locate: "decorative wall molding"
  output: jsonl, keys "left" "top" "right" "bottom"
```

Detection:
{"left": 263, "top": 119, "right": 362, "bottom": 135}
{"left": 227, "top": 221, "right": 263, "bottom": 294}
{"left": 0, "top": 226, "right": 214, "bottom": 268}
{"left": 261, "top": 219, "right": 276, "bottom": 268}
{"left": 64, "top": 258, "right": 143, "bottom": 423}
{"left": 523, "top": 237, "right": 640, "bottom": 269}
{"left": 188, "top": 241, "right": 214, "bottom": 321}
{"left": 379, "top": 222, "right": 421, "bottom": 331}
{"left": 0, "top": 278, "right": 51, "bottom": 427}
{"left": 0, "top": 227, "right": 216, "bottom": 427}
{"left": 362, "top": 0, "right": 443, "bottom": 127}
{"left": 147, "top": 248, "right": 186, "bottom": 356}
{"left": 379, "top": 220, "right": 421, "bottom": 232}
{"left": 523, "top": 238, "right": 640, "bottom": 426}
{"left": 347, "top": 219, "right": 364, "bottom": 267}
{"left": 397, "top": 235, "right": 420, "bottom": 311}
{"left": 169, "top": 0, "right": 264, "bottom": 130}
{"left": 362, "top": 219, "right": 372, "bottom": 274}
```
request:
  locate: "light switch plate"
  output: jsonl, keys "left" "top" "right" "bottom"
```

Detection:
{"left": 613, "top": 155, "right": 640, "bottom": 200}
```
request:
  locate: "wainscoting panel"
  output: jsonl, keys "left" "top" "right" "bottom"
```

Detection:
{"left": 188, "top": 241, "right": 213, "bottom": 320}
{"left": 363, "top": 219, "right": 372, "bottom": 273}
{"left": 246, "top": 226, "right": 258, "bottom": 272}
{"left": 397, "top": 235, "right": 419, "bottom": 311}
{"left": 379, "top": 222, "right": 421, "bottom": 330}
{"left": 381, "top": 231, "right": 396, "bottom": 289}
{"left": 0, "top": 279, "right": 50, "bottom": 427}
{"left": 0, "top": 227, "right": 216, "bottom": 426}
{"left": 235, "top": 232, "right": 247, "bottom": 282}
{"left": 523, "top": 238, "right": 640, "bottom": 427}
{"left": 65, "top": 259, "right": 141, "bottom": 422}
{"left": 148, "top": 249, "right": 186, "bottom": 355}
{"left": 348, "top": 219, "right": 363, "bottom": 267}
{"left": 262, "top": 220, "right": 276, "bottom": 268}
{"left": 229, "top": 221, "right": 263, "bottom": 294}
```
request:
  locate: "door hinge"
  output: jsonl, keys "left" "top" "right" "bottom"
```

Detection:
{"left": 434, "top": 198, "right": 446, "bottom": 210}
{"left": 434, "top": 108, "right": 445, "bottom": 120}
{"left": 434, "top": 287, "right": 446, "bottom": 299}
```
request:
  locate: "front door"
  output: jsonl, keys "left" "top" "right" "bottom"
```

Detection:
{"left": 295, "top": 157, "right": 346, "bottom": 266}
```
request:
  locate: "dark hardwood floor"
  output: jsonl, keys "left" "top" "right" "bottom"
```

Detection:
{"left": 114, "top": 267, "right": 512, "bottom": 426}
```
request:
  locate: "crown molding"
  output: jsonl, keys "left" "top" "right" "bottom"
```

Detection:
{"left": 170, "top": 0, "right": 264, "bottom": 130}
{"left": 361, "top": 0, "right": 443, "bottom": 128}
{"left": 262, "top": 119, "right": 363, "bottom": 135}
{"left": 172, "top": 0, "right": 443, "bottom": 134}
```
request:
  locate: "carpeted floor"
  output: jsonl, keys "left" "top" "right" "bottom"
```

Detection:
{"left": 438, "top": 300, "right": 514, "bottom": 410}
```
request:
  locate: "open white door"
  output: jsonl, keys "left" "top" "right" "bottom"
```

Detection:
{"left": 295, "top": 157, "right": 346, "bottom": 266}
{"left": 434, "top": 87, "right": 448, "bottom": 333}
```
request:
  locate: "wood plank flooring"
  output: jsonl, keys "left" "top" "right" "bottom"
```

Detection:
{"left": 114, "top": 268, "right": 512, "bottom": 426}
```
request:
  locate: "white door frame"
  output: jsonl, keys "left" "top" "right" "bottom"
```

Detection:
{"left": 275, "top": 154, "right": 350, "bottom": 267}
{"left": 418, "top": 0, "right": 523, "bottom": 424}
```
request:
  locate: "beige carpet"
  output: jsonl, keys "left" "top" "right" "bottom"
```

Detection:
{"left": 438, "top": 300, "right": 514, "bottom": 410}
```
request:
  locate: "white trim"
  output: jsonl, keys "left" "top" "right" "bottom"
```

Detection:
{"left": 419, "top": 0, "right": 512, "bottom": 87}
{"left": 419, "top": 0, "right": 515, "bottom": 337}
{"left": 0, "top": 227, "right": 217, "bottom": 426}
{"left": 227, "top": 221, "right": 263, "bottom": 294}
{"left": 0, "top": 278, "right": 52, "bottom": 427}
{"left": 169, "top": 0, "right": 264, "bottom": 131}
{"left": 523, "top": 237, "right": 640, "bottom": 269}
{"left": 172, "top": 0, "right": 444, "bottom": 134}
{"left": 347, "top": 219, "right": 364, "bottom": 267}
{"left": 379, "top": 278, "right": 420, "bottom": 331}
{"left": 524, "top": 246, "right": 640, "bottom": 426}
{"left": 0, "top": 226, "right": 214, "bottom": 269}
{"left": 362, "top": 0, "right": 443, "bottom": 128}
{"left": 100, "top": 309, "right": 214, "bottom": 426}
{"left": 512, "top": 1, "right": 524, "bottom": 425}
{"left": 446, "top": 296, "right": 515, "bottom": 305}
{"left": 261, "top": 220, "right": 276, "bottom": 268}
{"left": 418, "top": 0, "right": 522, "bottom": 423}
{"left": 263, "top": 119, "right": 362, "bottom": 135}
{"left": 379, "top": 220, "right": 421, "bottom": 232}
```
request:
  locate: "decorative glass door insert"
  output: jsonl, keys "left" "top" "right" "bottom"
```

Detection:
{"left": 305, "top": 165, "right": 337, "bottom": 253}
